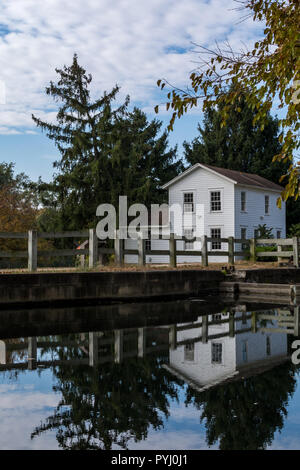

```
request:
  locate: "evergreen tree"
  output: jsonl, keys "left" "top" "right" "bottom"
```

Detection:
{"left": 183, "top": 93, "right": 300, "bottom": 229}
{"left": 33, "top": 55, "right": 182, "bottom": 230}
{"left": 183, "top": 94, "right": 289, "bottom": 185}
{"left": 105, "top": 107, "right": 183, "bottom": 209}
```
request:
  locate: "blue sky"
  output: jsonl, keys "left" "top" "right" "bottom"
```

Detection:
{"left": 0, "top": 0, "right": 264, "bottom": 182}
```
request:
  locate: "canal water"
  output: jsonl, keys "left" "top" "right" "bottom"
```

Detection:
{"left": 0, "top": 298, "right": 299, "bottom": 450}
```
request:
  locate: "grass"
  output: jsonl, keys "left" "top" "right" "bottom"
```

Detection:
{"left": 0, "top": 259, "right": 291, "bottom": 274}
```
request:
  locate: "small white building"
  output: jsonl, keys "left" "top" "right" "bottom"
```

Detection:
{"left": 164, "top": 309, "right": 288, "bottom": 392}
{"left": 124, "top": 163, "right": 286, "bottom": 264}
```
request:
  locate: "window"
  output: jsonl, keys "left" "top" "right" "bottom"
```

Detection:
{"left": 277, "top": 230, "right": 281, "bottom": 239}
{"left": 184, "top": 193, "right": 194, "bottom": 213}
{"left": 210, "top": 191, "right": 221, "bottom": 211}
{"left": 242, "top": 341, "right": 248, "bottom": 363}
{"left": 266, "top": 336, "right": 271, "bottom": 356}
{"left": 265, "top": 195, "right": 269, "bottom": 214}
{"left": 212, "top": 343, "right": 222, "bottom": 364}
{"left": 184, "top": 229, "right": 194, "bottom": 250}
{"left": 241, "top": 192, "right": 246, "bottom": 211}
{"left": 211, "top": 228, "right": 221, "bottom": 250}
{"left": 184, "top": 343, "right": 194, "bottom": 361}
{"left": 254, "top": 228, "right": 259, "bottom": 239}
{"left": 241, "top": 227, "right": 247, "bottom": 250}
{"left": 145, "top": 239, "right": 151, "bottom": 251}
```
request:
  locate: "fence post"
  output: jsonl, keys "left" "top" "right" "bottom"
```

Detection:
{"left": 114, "top": 231, "right": 124, "bottom": 266}
{"left": 138, "top": 327, "right": 146, "bottom": 358}
{"left": 201, "top": 235, "right": 208, "bottom": 267}
{"left": 250, "top": 238, "right": 256, "bottom": 262}
{"left": 293, "top": 237, "right": 299, "bottom": 268}
{"left": 251, "top": 312, "right": 257, "bottom": 333}
{"left": 228, "top": 236, "right": 234, "bottom": 265}
{"left": 229, "top": 313, "right": 235, "bottom": 337}
{"left": 202, "top": 315, "right": 208, "bottom": 343}
{"left": 169, "top": 325, "right": 177, "bottom": 350}
{"left": 114, "top": 330, "right": 124, "bottom": 364}
{"left": 28, "top": 337, "right": 37, "bottom": 370}
{"left": 277, "top": 243, "right": 283, "bottom": 264}
{"left": 89, "top": 332, "right": 99, "bottom": 367}
{"left": 89, "top": 228, "right": 98, "bottom": 268}
{"left": 138, "top": 235, "right": 146, "bottom": 266}
{"left": 169, "top": 233, "right": 177, "bottom": 268}
{"left": 28, "top": 230, "right": 37, "bottom": 272}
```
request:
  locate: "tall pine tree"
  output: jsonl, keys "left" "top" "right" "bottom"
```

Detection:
{"left": 183, "top": 93, "right": 289, "bottom": 184}
{"left": 33, "top": 55, "right": 182, "bottom": 230}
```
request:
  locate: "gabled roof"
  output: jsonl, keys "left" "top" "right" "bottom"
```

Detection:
{"left": 162, "top": 163, "right": 283, "bottom": 192}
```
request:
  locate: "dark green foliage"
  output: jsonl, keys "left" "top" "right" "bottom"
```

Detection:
{"left": 183, "top": 93, "right": 289, "bottom": 185}
{"left": 30, "top": 332, "right": 183, "bottom": 450}
{"left": 185, "top": 360, "right": 298, "bottom": 450}
{"left": 256, "top": 224, "right": 274, "bottom": 239}
{"left": 33, "top": 55, "right": 182, "bottom": 231}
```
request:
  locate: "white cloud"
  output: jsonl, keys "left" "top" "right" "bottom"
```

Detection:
{"left": 0, "top": 0, "right": 263, "bottom": 134}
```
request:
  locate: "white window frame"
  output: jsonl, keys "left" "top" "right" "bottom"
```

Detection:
{"left": 210, "top": 227, "right": 222, "bottom": 250}
{"left": 183, "top": 192, "right": 195, "bottom": 213}
{"left": 209, "top": 189, "right": 223, "bottom": 213}
{"left": 211, "top": 342, "right": 223, "bottom": 365}
{"left": 184, "top": 228, "right": 194, "bottom": 250}
{"left": 184, "top": 342, "right": 195, "bottom": 362}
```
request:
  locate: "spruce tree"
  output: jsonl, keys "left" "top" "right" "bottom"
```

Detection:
{"left": 32, "top": 54, "right": 128, "bottom": 230}
{"left": 183, "top": 94, "right": 289, "bottom": 185}
{"left": 33, "top": 55, "right": 182, "bottom": 230}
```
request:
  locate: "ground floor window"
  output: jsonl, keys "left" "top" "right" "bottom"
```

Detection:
{"left": 211, "top": 342, "right": 222, "bottom": 364}
{"left": 211, "top": 228, "right": 221, "bottom": 250}
{"left": 184, "top": 343, "right": 195, "bottom": 361}
{"left": 241, "top": 227, "right": 247, "bottom": 250}
{"left": 184, "top": 228, "right": 194, "bottom": 250}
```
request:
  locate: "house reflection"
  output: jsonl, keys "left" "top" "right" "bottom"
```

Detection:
{"left": 164, "top": 306, "right": 299, "bottom": 391}
{"left": 0, "top": 306, "right": 298, "bottom": 376}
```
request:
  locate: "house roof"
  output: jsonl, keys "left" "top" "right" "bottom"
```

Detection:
{"left": 161, "top": 163, "right": 283, "bottom": 192}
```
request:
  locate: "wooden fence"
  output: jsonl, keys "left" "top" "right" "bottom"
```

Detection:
{"left": 0, "top": 230, "right": 298, "bottom": 271}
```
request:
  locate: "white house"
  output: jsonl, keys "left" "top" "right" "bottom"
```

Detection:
{"left": 124, "top": 163, "right": 286, "bottom": 264}
{"left": 163, "top": 309, "right": 288, "bottom": 392}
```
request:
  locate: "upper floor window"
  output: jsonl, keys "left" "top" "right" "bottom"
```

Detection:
{"left": 266, "top": 336, "right": 271, "bottom": 356}
{"left": 265, "top": 195, "right": 269, "bottom": 214}
{"left": 241, "top": 191, "right": 246, "bottom": 211}
{"left": 210, "top": 191, "right": 221, "bottom": 211}
{"left": 183, "top": 193, "right": 194, "bottom": 213}
{"left": 242, "top": 341, "right": 248, "bottom": 363}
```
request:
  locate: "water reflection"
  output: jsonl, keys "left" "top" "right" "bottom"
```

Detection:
{"left": 0, "top": 301, "right": 299, "bottom": 449}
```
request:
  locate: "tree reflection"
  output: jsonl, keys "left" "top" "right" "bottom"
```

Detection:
{"left": 31, "top": 351, "right": 183, "bottom": 449}
{"left": 185, "top": 361, "right": 299, "bottom": 450}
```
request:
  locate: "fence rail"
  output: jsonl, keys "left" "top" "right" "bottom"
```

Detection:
{"left": 0, "top": 230, "right": 299, "bottom": 271}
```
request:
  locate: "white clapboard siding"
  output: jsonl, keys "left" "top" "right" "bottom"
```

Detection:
{"left": 123, "top": 165, "right": 286, "bottom": 265}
